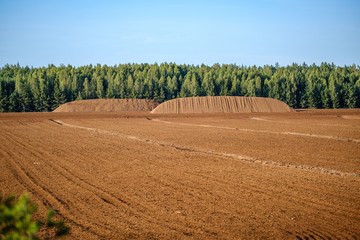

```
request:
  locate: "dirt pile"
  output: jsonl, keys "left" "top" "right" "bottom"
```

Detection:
{"left": 151, "top": 96, "right": 293, "bottom": 114}
{"left": 53, "top": 99, "right": 159, "bottom": 112}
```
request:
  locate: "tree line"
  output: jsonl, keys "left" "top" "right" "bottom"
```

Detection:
{"left": 0, "top": 62, "right": 359, "bottom": 112}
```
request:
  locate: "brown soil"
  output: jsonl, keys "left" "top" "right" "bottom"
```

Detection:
{"left": 151, "top": 96, "right": 293, "bottom": 114}
{"left": 1, "top": 109, "right": 359, "bottom": 239}
{"left": 53, "top": 99, "right": 159, "bottom": 112}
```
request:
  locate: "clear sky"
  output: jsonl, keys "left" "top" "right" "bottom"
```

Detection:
{"left": 0, "top": 0, "right": 359, "bottom": 67}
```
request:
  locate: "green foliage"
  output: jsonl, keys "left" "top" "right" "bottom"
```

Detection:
{"left": 45, "top": 209, "right": 70, "bottom": 237}
{"left": 0, "top": 194, "right": 38, "bottom": 239}
{"left": 0, "top": 62, "right": 359, "bottom": 112}
{"left": 0, "top": 194, "right": 70, "bottom": 240}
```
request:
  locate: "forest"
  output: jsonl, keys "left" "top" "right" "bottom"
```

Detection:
{"left": 0, "top": 62, "right": 359, "bottom": 112}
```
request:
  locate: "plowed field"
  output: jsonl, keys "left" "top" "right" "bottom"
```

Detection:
{"left": 1, "top": 109, "right": 359, "bottom": 239}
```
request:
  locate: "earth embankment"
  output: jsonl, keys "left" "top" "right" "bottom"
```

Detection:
{"left": 151, "top": 96, "right": 293, "bottom": 114}
{"left": 53, "top": 99, "right": 159, "bottom": 112}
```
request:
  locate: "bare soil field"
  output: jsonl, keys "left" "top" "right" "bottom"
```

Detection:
{"left": 1, "top": 109, "right": 359, "bottom": 239}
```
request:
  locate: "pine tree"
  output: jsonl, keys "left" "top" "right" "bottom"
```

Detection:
{"left": 168, "top": 76, "right": 179, "bottom": 98}
{"left": 127, "top": 75, "right": 134, "bottom": 98}
{"left": 202, "top": 72, "right": 216, "bottom": 96}
{"left": 300, "top": 81, "right": 309, "bottom": 108}
{"left": 246, "top": 80, "right": 256, "bottom": 97}
{"left": 134, "top": 78, "right": 143, "bottom": 98}
{"left": 180, "top": 73, "right": 191, "bottom": 97}
{"left": 190, "top": 73, "right": 201, "bottom": 96}
{"left": 71, "top": 74, "right": 80, "bottom": 100}
{"left": 20, "top": 84, "right": 34, "bottom": 112}
{"left": 165, "top": 76, "right": 173, "bottom": 99}
{"left": 76, "top": 91, "right": 83, "bottom": 100}
{"left": 230, "top": 74, "right": 241, "bottom": 96}
{"left": 308, "top": 82, "right": 321, "bottom": 108}
{"left": 83, "top": 78, "right": 91, "bottom": 99}
{"left": 329, "top": 74, "right": 340, "bottom": 108}
{"left": 158, "top": 87, "right": 166, "bottom": 102}
{"left": 0, "top": 81, "right": 9, "bottom": 112}
{"left": 106, "top": 76, "right": 115, "bottom": 98}
{"left": 96, "top": 76, "right": 105, "bottom": 99}
{"left": 29, "top": 73, "right": 42, "bottom": 110}
{"left": 119, "top": 77, "right": 126, "bottom": 99}
{"left": 53, "top": 82, "right": 65, "bottom": 109}
{"left": 9, "top": 91, "right": 21, "bottom": 112}
{"left": 285, "top": 81, "right": 297, "bottom": 108}
{"left": 346, "top": 85, "right": 357, "bottom": 108}
{"left": 255, "top": 76, "right": 262, "bottom": 96}
{"left": 114, "top": 73, "right": 121, "bottom": 98}
{"left": 321, "top": 87, "right": 332, "bottom": 109}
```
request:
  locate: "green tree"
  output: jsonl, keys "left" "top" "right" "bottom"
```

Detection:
{"left": 29, "top": 73, "right": 42, "bottom": 111}
{"left": 76, "top": 91, "right": 83, "bottom": 100}
{"left": 0, "top": 81, "right": 8, "bottom": 112}
{"left": 71, "top": 73, "right": 81, "bottom": 100}
{"left": 134, "top": 78, "right": 143, "bottom": 98}
{"left": 106, "top": 75, "right": 116, "bottom": 98}
{"left": 95, "top": 75, "right": 105, "bottom": 99}
{"left": 8, "top": 91, "right": 21, "bottom": 112}
{"left": 113, "top": 73, "right": 121, "bottom": 98}
{"left": 255, "top": 76, "right": 262, "bottom": 96}
{"left": 180, "top": 73, "right": 191, "bottom": 97}
{"left": 53, "top": 82, "right": 66, "bottom": 109}
{"left": 246, "top": 79, "right": 256, "bottom": 97}
{"left": 230, "top": 74, "right": 241, "bottom": 96}
{"left": 345, "top": 84, "right": 358, "bottom": 108}
{"left": 202, "top": 72, "right": 216, "bottom": 96}
{"left": 126, "top": 75, "right": 134, "bottom": 98}
{"left": 329, "top": 74, "right": 340, "bottom": 108}
{"left": 83, "top": 78, "right": 91, "bottom": 99}
{"left": 321, "top": 87, "right": 332, "bottom": 109}
{"left": 167, "top": 76, "right": 179, "bottom": 99}
{"left": 20, "top": 83, "right": 34, "bottom": 112}
{"left": 190, "top": 72, "right": 201, "bottom": 96}
{"left": 157, "top": 87, "right": 166, "bottom": 102}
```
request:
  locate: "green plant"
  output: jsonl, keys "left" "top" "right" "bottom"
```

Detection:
{"left": 0, "top": 194, "right": 70, "bottom": 240}
{"left": 44, "top": 209, "right": 70, "bottom": 237}
{"left": 0, "top": 194, "right": 38, "bottom": 240}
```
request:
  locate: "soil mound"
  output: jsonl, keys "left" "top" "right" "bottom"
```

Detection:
{"left": 151, "top": 96, "right": 293, "bottom": 114}
{"left": 53, "top": 99, "right": 160, "bottom": 112}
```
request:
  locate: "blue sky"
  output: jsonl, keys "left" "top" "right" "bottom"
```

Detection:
{"left": 0, "top": 0, "right": 359, "bottom": 67}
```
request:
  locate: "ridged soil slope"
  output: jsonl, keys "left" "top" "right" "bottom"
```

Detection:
{"left": 53, "top": 99, "right": 160, "bottom": 112}
{"left": 151, "top": 96, "right": 293, "bottom": 114}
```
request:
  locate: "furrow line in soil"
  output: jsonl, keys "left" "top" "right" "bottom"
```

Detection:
{"left": 0, "top": 129, "right": 127, "bottom": 238}
{"left": 2, "top": 122, "right": 205, "bottom": 237}
{"left": 0, "top": 140, "right": 105, "bottom": 238}
{"left": 191, "top": 170, "right": 360, "bottom": 222}
{"left": 250, "top": 116, "right": 358, "bottom": 128}
{"left": 150, "top": 118, "right": 360, "bottom": 144}
{"left": 35, "top": 122, "right": 219, "bottom": 237}
{"left": 0, "top": 148, "right": 95, "bottom": 238}
{"left": 37, "top": 122, "right": 232, "bottom": 238}
{"left": 52, "top": 119, "right": 360, "bottom": 178}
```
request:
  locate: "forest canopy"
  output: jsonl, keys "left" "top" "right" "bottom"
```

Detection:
{"left": 0, "top": 62, "right": 359, "bottom": 112}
